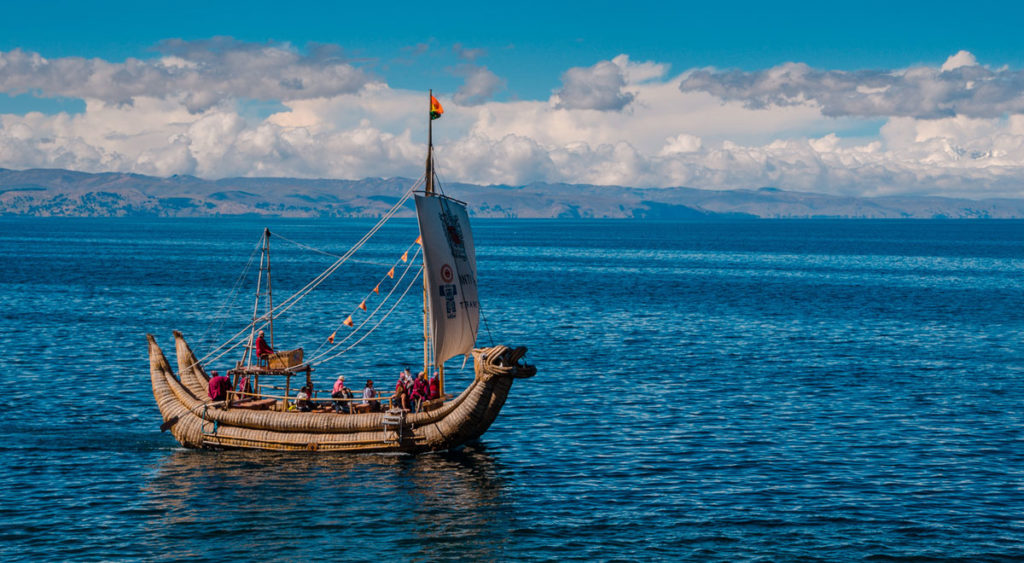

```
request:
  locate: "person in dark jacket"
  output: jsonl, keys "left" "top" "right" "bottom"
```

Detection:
{"left": 254, "top": 330, "right": 273, "bottom": 366}
{"left": 208, "top": 371, "right": 231, "bottom": 401}
{"left": 295, "top": 385, "right": 313, "bottom": 412}
{"left": 332, "top": 375, "right": 353, "bottom": 413}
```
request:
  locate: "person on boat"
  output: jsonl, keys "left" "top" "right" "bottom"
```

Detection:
{"left": 332, "top": 375, "right": 353, "bottom": 414}
{"left": 208, "top": 370, "right": 232, "bottom": 402}
{"left": 295, "top": 385, "right": 313, "bottom": 412}
{"left": 393, "top": 378, "right": 410, "bottom": 411}
{"left": 254, "top": 330, "right": 273, "bottom": 366}
{"left": 407, "top": 371, "right": 427, "bottom": 411}
{"left": 236, "top": 375, "right": 252, "bottom": 397}
{"left": 428, "top": 372, "right": 440, "bottom": 401}
{"left": 362, "top": 380, "right": 380, "bottom": 412}
{"left": 399, "top": 366, "right": 414, "bottom": 389}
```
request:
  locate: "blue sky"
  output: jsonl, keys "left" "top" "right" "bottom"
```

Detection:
{"left": 1, "top": 1, "right": 1023, "bottom": 197}
{"left": 3, "top": 0, "right": 1021, "bottom": 102}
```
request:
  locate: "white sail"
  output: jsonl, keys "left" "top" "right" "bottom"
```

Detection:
{"left": 415, "top": 193, "right": 480, "bottom": 366}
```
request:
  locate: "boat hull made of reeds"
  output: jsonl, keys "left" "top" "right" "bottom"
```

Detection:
{"left": 149, "top": 332, "right": 535, "bottom": 453}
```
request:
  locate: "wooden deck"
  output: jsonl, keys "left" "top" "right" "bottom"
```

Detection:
{"left": 228, "top": 364, "right": 308, "bottom": 376}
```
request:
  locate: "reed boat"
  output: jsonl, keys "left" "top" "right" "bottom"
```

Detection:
{"left": 148, "top": 92, "right": 536, "bottom": 452}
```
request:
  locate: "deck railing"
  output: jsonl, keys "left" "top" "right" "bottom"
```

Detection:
{"left": 227, "top": 389, "right": 401, "bottom": 411}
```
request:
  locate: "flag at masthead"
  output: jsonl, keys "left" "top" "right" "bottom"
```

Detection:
{"left": 430, "top": 95, "right": 444, "bottom": 120}
{"left": 426, "top": 90, "right": 443, "bottom": 194}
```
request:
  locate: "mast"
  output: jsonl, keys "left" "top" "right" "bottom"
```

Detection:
{"left": 423, "top": 90, "right": 433, "bottom": 384}
{"left": 264, "top": 227, "right": 275, "bottom": 349}
{"left": 426, "top": 89, "right": 434, "bottom": 196}
{"left": 245, "top": 229, "right": 268, "bottom": 366}
{"left": 422, "top": 90, "right": 446, "bottom": 397}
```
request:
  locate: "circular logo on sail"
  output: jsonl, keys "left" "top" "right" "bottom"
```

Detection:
{"left": 440, "top": 264, "right": 454, "bottom": 283}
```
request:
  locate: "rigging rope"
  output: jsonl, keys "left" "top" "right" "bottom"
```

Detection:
{"left": 433, "top": 164, "right": 495, "bottom": 347}
{"left": 273, "top": 231, "right": 415, "bottom": 268}
{"left": 307, "top": 246, "right": 423, "bottom": 364}
{"left": 271, "top": 231, "right": 346, "bottom": 259}
{"left": 312, "top": 266, "right": 424, "bottom": 366}
{"left": 308, "top": 242, "right": 423, "bottom": 359}
{"left": 198, "top": 232, "right": 263, "bottom": 346}
{"left": 266, "top": 181, "right": 418, "bottom": 322}
{"left": 184, "top": 176, "right": 423, "bottom": 372}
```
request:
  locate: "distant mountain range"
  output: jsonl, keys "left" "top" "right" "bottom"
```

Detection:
{"left": 2, "top": 167, "right": 1024, "bottom": 219}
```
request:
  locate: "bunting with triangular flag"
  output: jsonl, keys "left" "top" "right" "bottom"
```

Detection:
{"left": 325, "top": 237, "right": 423, "bottom": 341}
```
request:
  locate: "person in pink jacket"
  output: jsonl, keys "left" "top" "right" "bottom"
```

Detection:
{"left": 410, "top": 371, "right": 429, "bottom": 411}
{"left": 428, "top": 373, "right": 440, "bottom": 400}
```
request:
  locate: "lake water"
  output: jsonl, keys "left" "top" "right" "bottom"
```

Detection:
{"left": 1, "top": 217, "right": 1023, "bottom": 560}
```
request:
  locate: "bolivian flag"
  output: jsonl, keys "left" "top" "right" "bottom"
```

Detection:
{"left": 430, "top": 95, "right": 444, "bottom": 120}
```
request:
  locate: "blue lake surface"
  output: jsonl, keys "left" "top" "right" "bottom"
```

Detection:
{"left": 1, "top": 217, "right": 1023, "bottom": 561}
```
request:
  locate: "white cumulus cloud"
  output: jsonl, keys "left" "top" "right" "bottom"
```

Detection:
{"left": 0, "top": 39, "right": 375, "bottom": 114}
{"left": 553, "top": 57, "right": 635, "bottom": 111}
{"left": 941, "top": 50, "right": 978, "bottom": 72}
{"left": 678, "top": 51, "right": 1024, "bottom": 119}
{"left": 3, "top": 46, "right": 1024, "bottom": 199}
{"left": 453, "top": 65, "right": 505, "bottom": 106}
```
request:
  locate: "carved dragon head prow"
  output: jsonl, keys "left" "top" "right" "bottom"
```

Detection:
{"left": 473, "top": 345, "right": 537, "bottom": 382}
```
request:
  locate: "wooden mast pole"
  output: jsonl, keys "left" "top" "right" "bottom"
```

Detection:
{"left": 245, "top": 230, "right": 267, "bottom": 367}
{"left": 422, "top": 90, "right": 447, "bottom": 399}
{"left": 425, "top": 90, "right": 445, "bottom": 398}
{"left": 264, "top": 227, "right": 275, "bottom": 350}
{"left": 426, "top": 89, "right": 434, "bottom": 196}
{"left": 422, "top": 90, "right": 432, "bottom": 385}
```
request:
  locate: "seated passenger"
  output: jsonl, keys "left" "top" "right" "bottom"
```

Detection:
{"left": 295, "top": 385, "right": 313, "bottom": 412}
{"left": 237, "top": 375, "right": 252, "bottom": 396}
{"left": 410, "top": 371, "right": 429, "bottom": 411}
{"left": 362, "top": 380, "right": 380, "bottom": 412}
{"left": 428, "top": 373, "right": 440, "bottom": 401}
{"left": 399, "top": 367, "right": 414, "bottom": 389}
{"left": 208, "top": 370, "right": 232, "bottom": 402}
{"left": 254, "top": 330, "right": 273, "bottom": 367}
{"left": 332, "top": 375, "right": 353, "bottom": 413}
{"left": 394, "top": 379, "right": 410, "bottom": 411}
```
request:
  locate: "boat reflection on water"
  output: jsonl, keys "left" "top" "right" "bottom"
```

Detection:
{"left": 142, "top": 445, "right": 515, "bottom": 559}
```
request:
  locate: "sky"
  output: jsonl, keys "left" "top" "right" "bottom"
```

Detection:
{"left": 1, "top": 0, "right": 1023, "bottom": 198}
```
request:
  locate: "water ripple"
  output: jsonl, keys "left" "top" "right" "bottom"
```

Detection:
{"left": 1, "top": 218, "right": 1023, "bottom": 560}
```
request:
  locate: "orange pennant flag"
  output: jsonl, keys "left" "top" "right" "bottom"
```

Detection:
{"left": 415, "top": 236, "right": 422, "bottom": 246}
{"left": 387, "top": 267, "right": 395, "bottom": 279}
{"left": 328, "top": 331, "right": 336, "bottom": 344}
{"left": 359, "top": 300, "right": 367, "bottom": 311}
{"left": 343, "top": 316, "right": 354, "bottom": 328}
{"left": 373, "top": 284, "right": 380, "bottom": 294}
{"left": 430, "top": 95, "right": 444, "bottom": 120}
{"left": 401, "top": 251, "right": 408, "bottom": 263}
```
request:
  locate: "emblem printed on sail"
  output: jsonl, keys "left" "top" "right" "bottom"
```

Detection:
{"left": 440, "top": 263, "right": 458, "bottom": 319}
{"left": 440, "top": 208, "right": 467, "bottom": 259}
{"left": 440, "top": 283, "right": 458, "bottom": 319}
{"left": 414, "top": 194, "right": 480, "bottom": 365}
